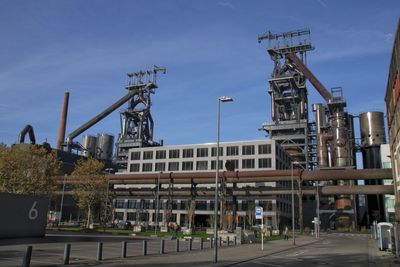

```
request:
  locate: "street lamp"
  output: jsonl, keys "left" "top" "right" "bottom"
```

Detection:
{"left": 316, "top": 181, "right": 320, "bottom": 239}
{"left": 59, "top": 174, "right": 67, "bottom": 225}
{"left": 290, "top": 161, "right": 304, "bottom": 245}
{"left": 214, "top": 95, "right": 233, "bottom": 263}
{"left": 155, "top": 171, "right": 162, "bottom": 236}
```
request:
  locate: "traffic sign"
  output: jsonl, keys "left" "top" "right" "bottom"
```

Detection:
{"left": 255, "top": 206, "right": 263, "bottom": 219}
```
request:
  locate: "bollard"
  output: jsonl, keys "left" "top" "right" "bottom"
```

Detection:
{"left": 234, "top": 236, "right": 237, "bottom": 246}
{"left": 175, "top": 239, "right": 180, "bottom": 252}
{"left": 142, "top": 240, "right": 147, "bottom": 256}
{"left": 22, "top": 246, "right": 32, "bottom": 267}
{"left": 121, "top": 241, "right": 127, "bottom": 258}
{"left": 210, "top": 238, "right": 213, "bottom": 248}
{"left": 200, "top": 238, "right": 203, "bottom": 250}
{"left": 188, "top": 239, "right": 192, "bottom": 251}
{"left": 227, "top": 236, "right": 230, "bottom": 247}
{"left": 219, "top": 237, "right": 222, "bottom": 247}
{"left": 63, "top": 243, "right": 71, "bottom": 265}
{"left": 160, "top": 239, "right": 165, "bottom": 254}
{"left": 97, "top": 242, "right": 103, "bottom": 261}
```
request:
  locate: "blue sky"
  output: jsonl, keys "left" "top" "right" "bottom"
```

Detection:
{"left": 0, "top": 0, "right": 399, "bottom": 150}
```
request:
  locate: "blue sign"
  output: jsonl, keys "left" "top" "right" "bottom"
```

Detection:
{"left": 255, "top": 206, "right": 263, "bottom": 219}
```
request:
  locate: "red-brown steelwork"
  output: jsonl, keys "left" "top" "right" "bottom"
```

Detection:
{"left": 56, "top": 91, "right": 69, "bottom": 149}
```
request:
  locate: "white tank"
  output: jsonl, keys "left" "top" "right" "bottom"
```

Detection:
{"left": 97, "top": 134, "right": 114, "bottom": 161}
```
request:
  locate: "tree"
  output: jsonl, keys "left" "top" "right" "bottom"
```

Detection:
{"left": 0, "top": 144, "right": 61, "bottom": 197}
{"left": 72, "top": 158, "right": 108, "bottom": 228}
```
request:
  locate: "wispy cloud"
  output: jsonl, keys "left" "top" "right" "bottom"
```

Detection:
{"left": 217, "top": 1, "right": 235, "bottom": 9}
{"left": 317, "top": 0, "right": 328, "bottom": 8}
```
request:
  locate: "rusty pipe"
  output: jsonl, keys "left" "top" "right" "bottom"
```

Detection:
{"left": 56, "top": 91, "right": 70, "bottom": 149}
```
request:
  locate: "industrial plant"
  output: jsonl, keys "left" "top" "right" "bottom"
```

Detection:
{"left": 16, "top": 27, "right": 396, "bottom": 235}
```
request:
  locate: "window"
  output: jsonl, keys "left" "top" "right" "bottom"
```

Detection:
{"left": 168, "top": 162, "right": 179, "bottom": 171}
{"left": 127, "top": 212, "right": 136, "bottom": 221}
{"left": 183, "top": 148, "right": 194, "bottom": 158}
{"left": 115, "top": 200, "right": 125, "bottom": 209}
{"left": 127, "top": 200, "right": 137, "bottom": 209}
{"left": 155, "top": 162, "right": 166, "bottom": 172}
{"left": 131, "top": 151, "right": 141, "bottom": 160}
{"left": 259, "top": 144, "right": 271, "bottom": 154}
{"left": 242, "top": 158, "right": 255, "bottom": 169}
{"left": 242, "top": 145, "right": 255, "bottom": 155}
{"left": 211, "top": 160, "right": 223, "bottom": 170}
{"left": 211, "top": 147, "right": 223, "bottom": 157}
{"left": 156, "top": 150, "right": 166, "bottom": 159}
{"left": 196, "top": 161, "right": 208, "bottom": 170}
{"left": 114, "top": 212, "right": 124, "bottom": 220}
{"left": 197, "top": 148, "right": 208, "bottom": 157}
{"left": 259, "top": 158, "right": 272, "bottom": 168}
{"left": 142, "top": 163, "right": 153, "bottom": 172}
{"left": 130, "top": 163, "right": 140, "bottom": 172}
{"left": 227, "top": 146, "right": 239, "bottom": 156}
{"left": 169, "top": 149, "right": 180, "bottom": 159}
{"left": 143, "top": 151, "right": 153, "bottom": 160}
{"left": 225, "top": 159, "right": 238, "bottom": 170}
{"left": 196, "top": 201, "right": 208, "bottom": 210}
{"left": 182, "top": 161, "right": 193, "bottom": 171}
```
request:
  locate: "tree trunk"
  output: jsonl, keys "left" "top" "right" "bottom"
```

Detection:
{"left": 86, "top": 206, "right": 91, "bottom": 229}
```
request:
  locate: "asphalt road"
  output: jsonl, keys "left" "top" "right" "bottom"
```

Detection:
{"left": 232, "top": 234, "right": 371, "bottom": 267}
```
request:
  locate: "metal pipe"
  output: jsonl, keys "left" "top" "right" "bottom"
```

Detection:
{"left": 56, "top": 91, "right": 70, "bottom": 149}
{"left": 291, "top": 162, "right": 295, "bottom": 245}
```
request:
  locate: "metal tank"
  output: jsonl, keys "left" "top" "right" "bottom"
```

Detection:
{"left": 96, "top": 134, "right": 114, "bottom": 161}
{"left": 82, "top": 135, "right": 97, "bottom": 158}
{"left": 360, "top": 112, "right": 386, "bottom": 147}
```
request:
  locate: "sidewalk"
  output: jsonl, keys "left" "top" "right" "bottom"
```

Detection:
{"left": 84, "top": 236, "right": 319, "bottom": 267}
{"left": 368, "top": 237, "right": 400, "bottom": 267}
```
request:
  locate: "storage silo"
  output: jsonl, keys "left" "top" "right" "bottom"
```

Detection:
{"left": 82, "top": 135, "right": 97, "bottom": 158}
{"left": 96, "top": 134, "right": 114, "bottom": 161}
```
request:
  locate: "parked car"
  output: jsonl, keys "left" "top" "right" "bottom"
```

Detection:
{"left": 116, "top": 221, "right": 131, "bottom": 229}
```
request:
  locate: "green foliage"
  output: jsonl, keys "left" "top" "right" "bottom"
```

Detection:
{"left": 72, "top": 158, "right": 108, "bottom": 228}
{"left": 0, "top": 144, "right": 61, "bottom": 197}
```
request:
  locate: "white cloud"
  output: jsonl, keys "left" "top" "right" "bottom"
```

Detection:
{"left": 217, "top": 1, "right": 235, "bottom": 9}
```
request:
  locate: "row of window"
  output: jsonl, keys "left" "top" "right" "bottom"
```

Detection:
{"left": 131, "top": 144, "right": 272, "bottom": 161}
{"left": 129, "top": 158, "right": 272, "bottom": 172}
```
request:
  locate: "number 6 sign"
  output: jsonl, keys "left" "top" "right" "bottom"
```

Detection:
{"left": 29, "top": 201, "right": 38, "bottom": 220}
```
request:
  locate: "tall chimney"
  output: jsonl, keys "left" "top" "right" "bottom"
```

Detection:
{"left": 56, "top": 91, "right": 70, "bottom": 149}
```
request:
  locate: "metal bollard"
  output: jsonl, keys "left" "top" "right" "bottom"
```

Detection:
{"left": 22, "top": 246, "right": 32, "bottom": 267}
{"left": 97, "top": 242, "right": 103, "bottom": 261}
{"left": 121, "top": 241, "right": 127, "bottom": 258}
{"left": 142, "top": 240, "right": 147, "bottom": 256}
{"left": 219, "top": 237, "right": 222, "bottom": 247}
{"left": 160, "top": 239, "right": 165, "bottom": 254}
{"left": 227, "top": 236, "right": 230, "bottom": 247}
{"left": 200, "top": 238, "right": 203, "bottom": 250}
{"left": 234, "top": 236, "right": 237, "bottom": 246}
{"left": 188, "top": 239, "right": 192, "bottom": 251}
{"left": 175, "top": 239, "right": 180, "bottom": 252}
{"left": 63, "top": 243, "right": 71, "bottom": 265}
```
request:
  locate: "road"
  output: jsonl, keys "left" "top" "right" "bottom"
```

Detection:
{"left": 232, "top": 234, "right": 374, "bottom": 267}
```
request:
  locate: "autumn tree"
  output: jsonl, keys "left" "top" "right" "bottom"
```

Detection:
{"left": 72, "top": 158, "right": 108, "bottom": 228}
{"left": 0, "top": 144, "right": 61, "bottom": 197}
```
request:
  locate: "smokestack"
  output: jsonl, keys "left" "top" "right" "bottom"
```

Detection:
{"left": 56, "top": 91, "right": 70, "bottom": 149}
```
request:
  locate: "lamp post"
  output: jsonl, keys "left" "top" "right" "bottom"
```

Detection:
{"left": 104, "top": 168, "right": 113, "bottom": 227}
{"left": 155, "top": 171, "right": 162, "bottom": 236}
{"left": 214, "top": 96, "right": 233, "bottom": 263}
{"left": 290, "top": 161, "right": 304, "bottom": 245}
{"left": 316, "top": 181, "right": 320, "bottom": 239}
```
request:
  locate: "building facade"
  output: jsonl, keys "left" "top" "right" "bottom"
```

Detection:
{"left": 113, "top": 140, "right": 293, "bottom": 231}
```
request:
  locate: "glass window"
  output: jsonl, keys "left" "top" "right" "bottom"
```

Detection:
{"left": 242, "top": 145, "right": 255, "bottom": 155}
{"left": 183, "top": 148, "right": 194, "bottom": 158}
{"left": 211, "top": 147, "right": 223, "bottom": 157}
{"left": 114, "top": 212, "right": 124, "bottom": 220}
{"left": 127, "top": 200, "right": 137, "bottom": 209}
{"left": 156, "top": 150, "right": 166, "bottom": 159}
{"left": 168, "top": 162, "right": 179, "bottom": 171}
{"left": 259, "top": 158, "right": 272, "bottom": 168}
{"left": 169, "top": 149, "right": 180, "bottom": 159}
{"left": 155, "top": 162, "right": 166, "bottom": 172}
{"left": 259, "top": 144, "right": 271, "bottom": 154}
{"left": 127, "top": 212, "right": 136, "bottom": 221}
{"left": 196, "top": 161, "right": 208, "bottom": 170}
{"left": 227, "top": 146, "right": 239, "bottom": 156}
{"left": 142, "top": 163, "right": 153, "bottom": 172}
{"left": 131, "top": 151, "right": 141, "bottom": 160}
{"left": 225, "top": 159, "right": 238, "bottom": 170}
{"left": 196, "top": 201, "right": 208, "bottom": 210}
{"left": 197, "top": 148, "right": 208, "bottom": 157}
{"left": 211, "top": 160, "right": 223, "bottom": 170}
{"left": 182, "top": 161, "right": 193, "bottom": 171}
{"left": 130, "top": 163, "right": 140, "bottom": 172}
{"left": 115, "top": 200, "right": 125, "bottom": 209}
{"left": 242, "top": 158, "right": 255, "bottom": 169}
{"left": 143, "top": 151, "right": 153, "bottom": 160}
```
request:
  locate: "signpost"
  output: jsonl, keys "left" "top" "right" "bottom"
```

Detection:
{"left": 255, "top": 206, "right": 264, "bottom": 250}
